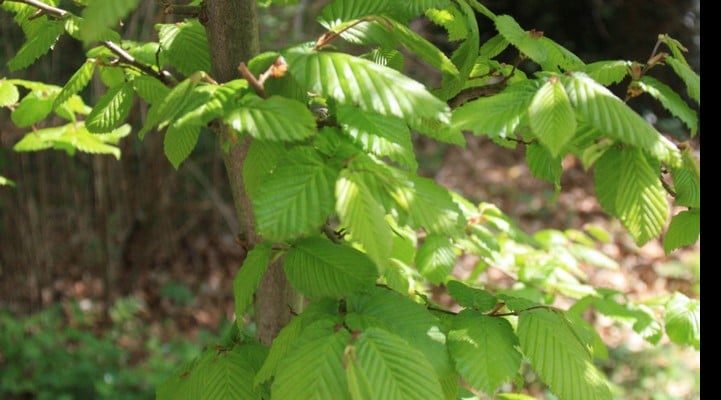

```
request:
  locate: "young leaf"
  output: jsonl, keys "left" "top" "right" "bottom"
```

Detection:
{"left": 344, "top": 346, "right": 375, "bottom": 400}
{"left": 80, "top": 0, "right": 140, "bottom": 43}
{"left": 579, "top": 60, "right": 631, "bottom": 85}
{"left": 7, "top": 20, "right": 64, "bottom": 72}
{"left": 158, "top": 19, "right": 211, "bottom": 76}
{"left": 537, "top": 36, "right": 585, "bottom": 71}
{"left": 233, "top": 243, "right": 271, "bottom": 324}
{"left": 518, "top": 308, "right": 612, "bottom": 400}
{"left": 563, "top": 73, "right": 681, "bottom": 167}
{"left": 85, "top": 82, "right": 134, "bottom": 133}
{"left": 451, "top": 80, "right": 538, "bottom": 139}
{"left": 615, "top": 148, "right": 669, "bottom": 246}
{"left": 392, "top": 176, "right": 465, "bottom": 236}
{"left": 254, "top": 316, "right": 303, "bottom": 386}
{"left": 353, "top": 327, "right": 444, "bottom": 400}
{"left": 283, "top": 237, "right": 377, "bottom": 298}
{"left": 163, "top": 124, "right": 201, "bottom": 169}
{"left": 0, "top": 80, "right": 20, "bottom": 107}
{"left": 139, "top": 77, "right": 199, "bottom": 138}
{"left": 272, "top": 330, "right": 351, "bottom": 400}
{"left": 635, "top": 76, "right": 698, "bottom": 136}
{"left": 243, "top": 140, "right": 288, "bottom": 199}
{"left": 225, "top": 95, "right": 316, "bottom": 142}
{"left": 446, "top": 281, "right": 497, "bottom": 312}
{"left": 662, "top": 209, "right": 700, "bottom": 254}
{"left": 671, "top": 150, "right": 700, "bottom": 208}
{"left": 0, "top": 176, "right": 15, "bottom": 187}
{"left": 133, "top": 75, "right": 170, "bottom": 104}
{"left": 529, "top": 76, "right": 576, "bottom": 156}
{"left": 664, "top": 56, "right": 700, "bottom": 105}
{"left": 426, "top": 6, "right": 468, "bottom": 41}
{"left": 11, "top": 89, "right": 57, "bottom": 127}
{"left": 252, "top": 161, "right": 337, "bottom": 241}
{"left": 494, "top": 15, "right": 547, "bottom": 66}
{"left": 283, "top": 47, "right": 450, "bottom": 125}
{"left": 336, "top": 104, "right": 417, "bottom": 171}
{"left": 415, "top": 234, "right": 456, "bottom": 284}
{"left": 336, "top": 170, "right": 393, "bottom": 270}
{"left": 593, "top": 147, "right": 622, "bottom": 216}
{"left": 664, "top": 292, "right": 700, "bottom": 350}
{"left": 53, "top": 61, "right": 96, "bottom": 110}
{"left": 448, "top": 311, "right": 522, "bottom": 394}
{"left": 526, "top": 142, "right": 562, "bottom": 189}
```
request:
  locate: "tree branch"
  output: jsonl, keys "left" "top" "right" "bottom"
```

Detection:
{"left": 5, "top": 0, "right": 68, "bottom": 18}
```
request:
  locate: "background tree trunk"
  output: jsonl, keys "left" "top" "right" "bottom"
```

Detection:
{"left": 202, "top": 0, "right": 299, "bottom": 345}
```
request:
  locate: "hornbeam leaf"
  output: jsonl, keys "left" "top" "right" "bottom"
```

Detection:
{"left": 563, "top": 72, "right": 681, "bottom": 167}
{"left": 671, "top": 150, "right": 700, "bottom": 208}
{"left": 86, "top": 82, "right": 134, "bottom": 133}
{"left": 663, "top": 210, "right": 700, "bottom": 254}
{"left": 284, "top": 47, "right": 450, "bottom": 125}
{"left": 164, "top": 124, "right": 201, "bottom": 170}
{"left": 252, "top": 161, "right": 337, "bottom": 241}
{"left": 664, "top": 292, "right": 700, "bottom": 350}
{"left": 494, "top": 15, "right": 547, "bottom": 65}
{"left": 636, "top": 76, "right": 698, "bottom": 136}
{"left": 448, "top": 311, "right": 522, "bottom": 394}
{"left": 451, "top": 80, "right": 539, "bottom": 139}
{"left": 415, "top": 234, "right": 456, "bottom": 284}
{"left": 526, "top": 142, "right": 562, "bottom": 188}
{"left": 665, "top": 56, "right": 700, "bottom": 105}
{"left": 593, "top": 147, "right": 622, "bottom": 217}
{"left": 0, "top": 80, "right": 19, "bottom": 107}
{"left": 391, "top": 176, "right": 465, "bottom": 236}
{"left": 446, "top": 281, "right": 497, "bottom": 312}
{"left": 518, "top": 308, "right": 612, "bottom": 400}
{"left": 337, "top": 105, "right": 417, "bottom": 170}
{"left": 336, "top": 170, "right": 393, "bottom": 270}
{"left": 233, "top": 243, "right": 271, "bottom": 324}
{"left": 139, "top": 77, "right": 199, "bottom": 138}
{"left": 284, "top": 237, "right": 377, "bottom": 298}
{"left": 580, "top": 60, "right": 631, "bottom": 86}
{"left": 529, "top": 76, "right": 576, "bottom": 156}
{"left": 7, "top": 20, "right": 64, "bottom": 71}
{"left": 11, "top": 88, "right": 58, "bottom": 127}
{"left": 79, "top": 0, "right": 140, "bottom": 42}
{"left": 615, "top": 148, "right": 669, "bottom": 246}
{"left": 272, "top": 329, "right": 351, "bottom": 400}
{"left": 158, "top": 19, "right": 211, "bottom": 76}
{"left": 354, "top": 328, "right": 444, "bottom": 400}
{"left": 53, "top": 61, "right": 96, "bottom": 110}
{"left": 225, "top": 95, "right": 316, "bottom": 141}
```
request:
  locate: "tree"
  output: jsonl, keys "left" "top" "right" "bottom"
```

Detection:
{"left": 0, "top": 0, "right": 700, "bottom": 399}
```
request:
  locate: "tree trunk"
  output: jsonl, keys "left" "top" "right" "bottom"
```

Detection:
{"left": 202, "top": 0, "right": 300, "bottom": 346}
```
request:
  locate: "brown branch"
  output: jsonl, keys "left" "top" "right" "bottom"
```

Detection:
{"left": 102, "top": 41, "right": 175, "bottom": 85}
{"left": 163, "top": 4, "right": 201, "bottom": 17}
{"left": 6, "top": 0, "right": 68, "bottom": 18}
{"left": 238, "top": 62, "right": 266, "bottom": 98}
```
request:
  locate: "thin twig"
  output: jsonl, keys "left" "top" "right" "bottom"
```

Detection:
{"left": 102, "top": 41, "right": 175, "bottom": 85}
{"left": 9, "top": 0, "right": 68, "bottom": 18}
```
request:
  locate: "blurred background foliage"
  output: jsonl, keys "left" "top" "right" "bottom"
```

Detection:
{"left": 0, "top": 1, "right": 699, "bottom": 399}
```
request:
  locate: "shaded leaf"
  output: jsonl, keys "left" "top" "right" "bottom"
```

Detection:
{"left": 446, "top": 281, "right": 497, "bottom": 312}
{"left": 636, "top": 76, "right": 698, "bottom": 135}
{"left": 663, "top": 210, "right": 700, "bottom": 254}
{"left": 415, "top": 234, "right": 456, "bottom": 284}
{"left": 664, "top": 292, "right": 700, "bottom": 350}
{"left": 7, "top": 20, "right": 64, "bottom": 71}
{"left": 53, "top": 61, "right": 96, "bottom": 110}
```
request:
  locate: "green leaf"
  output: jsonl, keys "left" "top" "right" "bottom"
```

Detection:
{"left": 252, "top": 160, "right": 336, "bottom": 241}
{"left": 139, "top": 76, "right": 199, "bottom": 138}
{"left": 158, "top": 19, "right": 211, "bottom": 76}
{"left": 14, "top": 123, "right": 126, "bottom": 159}
{"left": 53, "top": 61, "right": 96, "bottom": 110}
{"left": 0, "top": 176, "right": 15, "bottom": 187}
{"left": 225, "top": 95, "right": 316, "bottom": 141}
{"left": 353, "top": 327, "right": 444, "bottom": 400}
{"left": 272, "top": 329, "right": 351, "bottom": 400}
{"left": 663, "top": 210, "right": 700, "bottom": 254}
{"left": 233, "top": 243, "right": 271, "bottom": 324}
{"left": 337, "top": 105, "right": 417, "bottom": 170}
{"left": 284, "top": 237, "right": 377, "bottom": 298}
{"left": 451, "top": 80, "right": 538, "bottom": 139}
{"left": 518, "top": 308, "right": 612, "bottom": 400}
{"left": 415, "top": 234, "right": 456, "bottom": 284}
{"left": 494, "top": 15, "right": 547, "bottom": 65}
{"left": 80, "top": 0, "right": 140, "bottom": 44}
{"left": 98, "top": 65, "right": 127, "bottom": 88}
{"left": 563, "top": 72, "right": 681, "bottom": 167}
{"left": 615, "top": 148, "right": 669, "bottom": 246}
{"left": 85, "top": 82, "right": 134, "bottom": 133}
{"left": 636, "top": 76, "right": 698, "bottom": 135}
{"left": 284, "top": 47, "right": 450, "bottom": 125}
{"left": 0, "top": 80, "right": 20, "bottom": 107}
{"left": 529, "top": 76, "right": 576, "bottom": 156}
{"left": 664, "top": 292, "right": 700, "bottom": 350}
{"left": 537, "top": 36, "right": 585, "bottom": 71}
{"left": 133, "top": 75, "right": 170, "bottom": 104}
{"left": 336, "top": 170, "right": 393, "bottom": 269}
{"left": 672, "top": 150, "right": 700, "bottom": 208}
{"left": 593, "top": 147, "right": 622, "bottom": 216}
{"left": 254, "top": 316, "right": 303, "bottom": 386}
{"left": 426, "top": 6, "right": 468, "bottom": 41}
{"left": 579, "top": 60, "right": 630, "bottom": 85}
{"left": 7, "top": 20, "right": 64, "bottom": 71}
{"left": 526, "top": 142, "right": 562, "bottom": 188}
{"left": 446, "top": 281, "right": 497, "bottom": 312}
{"left": 665, "top": 56, "right": 700, "bottom": 105}
{"left": 392, "top": 176, "right": 465, "bottom": 236}
{"left": 344, "top": 346, "right": 375, "bottom": 400}
{"left": 11, "top": 88, "right": 58, "bottom": 127}
{"left": 448, "top": 311, "right": 522, "bottom": 394}
{"left": 164, "top": 124, "right": 201, "bottom": 169}
{"left": 243, "top": 140, "right": 287, "bottom": 199}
